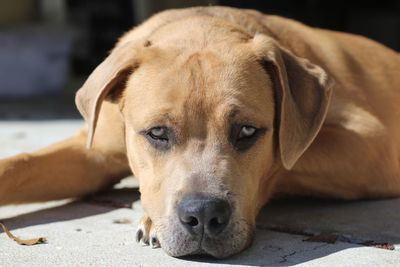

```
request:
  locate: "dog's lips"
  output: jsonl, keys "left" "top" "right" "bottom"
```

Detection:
{"left": 156, "top": 215, "right": 253, "bottom": 258}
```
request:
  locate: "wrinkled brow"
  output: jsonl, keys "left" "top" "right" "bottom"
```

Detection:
{"left": 222, "top": 104, "right": 271, "bottom": 127}
{"left": 139, "top": 111, "right": 179, "bottom": 129}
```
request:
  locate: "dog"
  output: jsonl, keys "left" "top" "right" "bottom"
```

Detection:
{"left": 1, "top": 6, "right": 400, "bottom": 258}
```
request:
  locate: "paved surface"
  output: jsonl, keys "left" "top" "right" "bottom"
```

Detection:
{"left": 1, "top": 120, "right": 400, "bottom": 266}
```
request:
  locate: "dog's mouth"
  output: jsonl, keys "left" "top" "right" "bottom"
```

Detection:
{"left": 154, "top": 210, "right": 254, "bottom": 258}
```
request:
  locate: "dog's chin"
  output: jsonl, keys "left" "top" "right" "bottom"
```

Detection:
{"left": 155, "top": 217, "right": 254, "bottom": 258}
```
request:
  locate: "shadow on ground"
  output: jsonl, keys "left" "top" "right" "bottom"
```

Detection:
{"left": 1, "top": 187, "right": 399, "bottom": 266}
{"left": 1, "top": 188, "right": 140, "bottom": 230}
{"left": 182, "top": 198, "right": 400, "bottom": 265}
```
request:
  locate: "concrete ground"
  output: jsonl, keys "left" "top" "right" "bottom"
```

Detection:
{"left": 1, "top": 120, "right": 400, "bottom": 266}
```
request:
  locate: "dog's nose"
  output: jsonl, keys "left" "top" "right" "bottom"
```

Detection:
{"left": 177, "top": 194, "right": 231, "bottom": 237}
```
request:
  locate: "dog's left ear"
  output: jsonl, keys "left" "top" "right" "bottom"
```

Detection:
{"left": 75, "top": 42, "right": 141, "bottom": 148}
{"left": 251, "top": 34, "right": 334, "bottom": 169}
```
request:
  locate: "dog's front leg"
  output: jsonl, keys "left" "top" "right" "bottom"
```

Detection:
{"left": 136, "top": 213, "right": 160, "bottom": 248}
{"left": 0, "top": 129, "right": 130, "bottom": 205}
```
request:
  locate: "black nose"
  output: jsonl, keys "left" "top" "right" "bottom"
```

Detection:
{"left": 177, "top": 194, "right": 231, "bottom": 237}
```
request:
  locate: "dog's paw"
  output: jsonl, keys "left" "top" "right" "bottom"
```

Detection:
{"left": 136, "top": 214, "right": 160, "bottom": 249}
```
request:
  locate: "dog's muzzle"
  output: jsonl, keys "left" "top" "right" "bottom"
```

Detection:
{"left": 158, "top": 192, "right": 251, "bottom": 258}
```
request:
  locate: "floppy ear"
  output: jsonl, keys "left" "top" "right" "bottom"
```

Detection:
{"left": 252, "top": 35, "right": 334, "bottom": 169}
{"left": 75, "top": 42, "right": 140, "bottom": 148}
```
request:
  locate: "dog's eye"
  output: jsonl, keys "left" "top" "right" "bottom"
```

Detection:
{"left": 145, "top": 127, "right": 172, "bottom": 151}
{"left": 238, "top": 126, "right": 257, "bottom": 139}
{"left": 230, "top": 124, "right": 265, "bottom": 152}
{"left": 148, "top": 127, "right": 168, "bottom": 140}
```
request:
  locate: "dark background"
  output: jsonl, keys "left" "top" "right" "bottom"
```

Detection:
{"left": 63, "top": 0, "right": 400, "bottom": 76}
{"left": 70, "top": 0, "right": 400, "bottom": 75}
{"left": 0, "top": 0, "right": 399, "bottom": 119}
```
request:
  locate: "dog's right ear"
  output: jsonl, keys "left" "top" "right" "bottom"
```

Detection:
{"left": 75, "top": 42, "right": 141, "bottom": 148}
{"left": 251, "top": 34, "right": 333, "bottom": 170}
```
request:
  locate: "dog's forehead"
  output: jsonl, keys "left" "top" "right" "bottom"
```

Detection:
{"left": 125, "top": 48, "right": 273, "bottom": 128}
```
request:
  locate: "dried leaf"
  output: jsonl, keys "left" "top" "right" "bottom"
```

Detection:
{"left": 0, "top": 222, "right": 47, "bottom": 246}
{"left": 361, "top": 241, "right": 395, "bottom": 250}
{"left": 304, "top": 233, "right": 338, "bottom": 244}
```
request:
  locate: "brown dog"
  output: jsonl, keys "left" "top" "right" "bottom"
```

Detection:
{"left": 1, "top": 6, "right": 400, "bottom": 258}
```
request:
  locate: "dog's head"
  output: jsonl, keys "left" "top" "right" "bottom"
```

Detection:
{"left": 76, "top": 21, "right": 332, "bottom": 258}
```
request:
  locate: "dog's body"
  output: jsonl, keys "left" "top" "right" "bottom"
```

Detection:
{"left": 1, "top": 6, "right": 400, "bottom": 257}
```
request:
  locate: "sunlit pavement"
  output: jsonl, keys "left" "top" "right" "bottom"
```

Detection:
{"left": 1, "top": 120, "right": 399, "bottom": 266}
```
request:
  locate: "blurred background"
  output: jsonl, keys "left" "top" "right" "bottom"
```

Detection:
{"left": 0, "top": 0, "right": 399, "bottom": 120}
